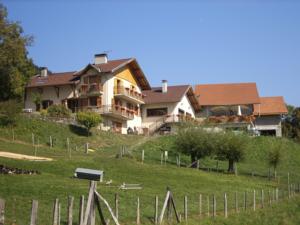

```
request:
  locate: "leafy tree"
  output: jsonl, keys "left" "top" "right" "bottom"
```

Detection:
{"left": 31, "top": 92, "right": 42, "bottom": 111}
{"left": 283, "top": 107, "right": 300, "bottom": 141}
{"left": 0, "top": 3, "right": 38, "bottom": 101}
{"left": 267, "top": 140, "right": 282, "bottom": 178}
{"left": 175, "top": 125, "right": 216, "bottom": 164}
{"left": 216, "top": 132, "right": 249, "bottom": 173}
{"left": 76, "top": 111, "right": 102, "bottom": 136}
{"left": 0, "top": 99, "right": 22, "bottom": 126}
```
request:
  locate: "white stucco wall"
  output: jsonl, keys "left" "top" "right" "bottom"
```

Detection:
{"left": 25, "top": 85, "right": 74, "bottom": 111}
{"left": 174, "top": 95, "right": 196, "bottom": 118}
{"left": 254, "top": 115, "right": 283, "bottom": 137}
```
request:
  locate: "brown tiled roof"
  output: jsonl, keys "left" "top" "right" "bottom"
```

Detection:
{"left": 93, "top": 58, "right": 132, "bottom": 72}
{"left": 26, "top": 71, "right": 77, "bottom": 88}
{"left": 195, "top": 82, "right": 260, "bottom": 106}
{"left": 142, "top": 85, "right": 201, "bottom": 111}
{"left": 254, "top": 96, "right": 288, "bottom": 116}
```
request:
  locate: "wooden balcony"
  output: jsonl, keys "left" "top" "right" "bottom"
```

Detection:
{"left": 78, "top": 105, "right": 134, "bottom": 121}
{"left": 80, "top": 83, "right": 103, "bottom": 97}
{"left": 114, "top": 86, "right": 145, "bottom": 104}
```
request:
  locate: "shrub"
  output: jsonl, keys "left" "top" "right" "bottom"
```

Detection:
{"left": 267, "top": 138, "right": 283, "bottom": 175}
{"left": 47, "top": 105, "right": 71, "bottom": 118}
{"left": 0, "top": 100, "right": 22, "bottom": 126}
{"left": 76, "top": 111, "right": 102, "bottom": 136}
{"left": 40, "top": 109, "right": 47, "bottom": 117}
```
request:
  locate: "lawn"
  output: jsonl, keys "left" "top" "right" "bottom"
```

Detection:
{"left": 0, "top": 116, "right": 299, "bottom": 225}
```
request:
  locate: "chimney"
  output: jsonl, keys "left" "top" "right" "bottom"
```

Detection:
{"left": 94, "top": 53, "right": 108, "bottom": 64}
{"left": 40, "top": 67, "right": 48, "bottom": 77}
{"left": 162, "top": 80, "right": 168, "bottom": 93}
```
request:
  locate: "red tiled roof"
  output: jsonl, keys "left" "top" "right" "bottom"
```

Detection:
{"left": 26, "top": 71, "right": 77, "bottom": 88}
{"left": 254, "top": 97, "right": 288, "bottom": 116}
{"left": 195, "top": 83, "right": 260, "bottom": 106}
{"left": 142, "top": 85, "right": 201, "bottom": 111}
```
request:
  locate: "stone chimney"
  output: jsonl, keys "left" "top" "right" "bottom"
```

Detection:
{"left": 162, "top": 80, "right": 168, "bottom": 93}
{"left": 94, "top": 53, "right": 108, "bottom": 64}
{"left": 40, "top": 67, "right": 48, "bottom": 77}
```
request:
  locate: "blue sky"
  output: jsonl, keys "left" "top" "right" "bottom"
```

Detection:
{"left": 3, "top": 0, "right": 300, "bottom": 106}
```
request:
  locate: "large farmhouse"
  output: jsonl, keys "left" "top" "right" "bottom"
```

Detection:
{"left": 25, "top": 54, "right": 288, "bottom": 136}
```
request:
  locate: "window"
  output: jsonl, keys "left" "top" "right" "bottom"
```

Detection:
{"left": 89, "top": 97, "right": 98, "bottom": 106}
{"left": 147, "top": 108, "right": 168, "bottom": 117}
{"left": 178, "top": 109, "right": 185, "bottom": 115}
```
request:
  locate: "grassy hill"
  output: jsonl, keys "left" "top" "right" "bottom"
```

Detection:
{"left": 0, "top": 116, "right": 300, "bottom": 224}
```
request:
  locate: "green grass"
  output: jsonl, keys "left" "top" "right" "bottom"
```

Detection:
{"left": 0, "top": 116, "right": 300, "bottom": 224}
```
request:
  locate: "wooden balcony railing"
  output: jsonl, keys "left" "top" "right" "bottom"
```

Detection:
{"left": 114, "top": 86, "right": 144, "bottom": 103}
{"left": 80, "top": 84, "right": 103, "bottom": 96}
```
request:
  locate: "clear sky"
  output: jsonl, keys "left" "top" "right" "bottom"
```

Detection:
{"left": 3, "top": 0, "right": 300, "bottom": 106}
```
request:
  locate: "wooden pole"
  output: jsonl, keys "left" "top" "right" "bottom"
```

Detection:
{"left": 158, "top": 191, "right": 170, "bottom": 224}
{"left": 58, "top": 202, "right": 61, "bottom": 225}
{"left": 253, "top": 190, "right": 256, "bottom": 211}
{"left": 160, "top": 152, "right": 163, "bottom": 165}
{"left": 12, "top": 129, "right": 15, "bottom": 141}
{"left": 30, "top": 200, "right": 38, "bottom": 225}
{"left": 268, "top": 189, "right": 271, "bottom": 205}
{"left": 85, "top": 143, "right": 89, "bottom": 154}
{"left": 178, "top": 155, "right": 181, "bottom": 167}
{"left": 207, "top": 196, "right": 210, "bottom": 217}
{"left": 235, "top": 191, "right": 238, "bottom": 213}
{"left": 276, "top": 188, "right": 279, "bottom": 202}
{"left": 67, "top": 196, "right": 74, "bottom": 225}
{"left": 261, "top": 190, "right": 264, "bottom": 208}
{"left": 141, "top": 150, "right": 144, "bottom": 164}
{"left": 288, "top": 172, "right": 290, "bottom": 198}
{"left": 52, "top": 198, "right": 59, "bottom": 225}
{"left": 199, "top": 194, "right": 202, "bottom": 217}
{"left": 136, "top": 197, "right": 140, "bottom": 225}
{"left": 224, "top": 193, "right": 228, "bottom": 218}
{"left": 213, "top": 195, "right": 216, "bottom": 218}
{"left": 244, "top": 191, "right": 247, "bottom": 211}
{"left": 115, "top": 193, "right": 119, "bottom": 220}
{"left": 50, "top": 136, "right": 53, "bottom": 148}
{"left": 184, "top": 196, "right": 188, "bottom": 222}
{"left": 0, "top": 199, "right": 4, "bottom": 225}
{"left": 79, "top": 195, "right": 84, "bottom": 225}
{"left": 154, "top": 196, "right": 158, "bottom": 224}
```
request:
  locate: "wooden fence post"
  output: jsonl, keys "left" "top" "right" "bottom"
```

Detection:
{"left": 67, "top": 196, "right": 74, "bottom": 225}
{"left": 199, "top": 194, "right": 202, "bottom": 217}
{"left": 253, "top": 190, "right": 256, "bottom": 211}
{"left": 85, "top": 143, "right": 89, "bottom": 154}
{"left": 50, "top": 136, "right": 53, "bottom": 148}
{"left": 268, "top": 190, "right": 271, "bottom": 205}
{"left": 160, "top": 152, "right": 163, "bottom": 165}
{"left": 272, "top": 189, "right": 275, "bottom": 202}
{"left": 261, "top": 190, "right": 264, "bottom": 208}
{"left": 12, "top": 129, "right": 15, "bottom": 141}
{"left": 79, "top": 195, "right": 84, "bottom": 225}
{"left": 235, "top": 191, "right": 238, "bottom": 213}
{"left": 207, "top": 196, "right": 210, "bottom": 217}
{"left": 154, "top": 196, "right": 158, "bottom": 224}
{"left": 224, "top": 193, "right": 227, "bottom": 218}
{"left": 244, "top": 191, "right": 247, "bottom": 211}
{"left": 213, "top": 195, "right": 216, "bottom": 218}
{"left": 115, "top": 193, "right": 119, "bottom": 220}
{"left": 52, "top": 198, "right": 59, "bottom": 225}
{"left": 30, "top": 200, "right": 38, "bottom": 225}
{"left": 276, "top": 188, "right": 279, "bottom": 202}
{"left": 136, "top": 197, "right": 140, "bottom": 225}
{"left": 141, "top": 150, "right": 144, "bottom": 164}
{"left": 0, "top": 199, "right": 4, "bottom": 225}
{"left": 184, "top": 196, "right": 188, "bottom": 222}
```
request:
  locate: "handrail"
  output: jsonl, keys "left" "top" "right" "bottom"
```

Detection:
{"left": 114, "top": 86, "right": 144, "bottom": 102}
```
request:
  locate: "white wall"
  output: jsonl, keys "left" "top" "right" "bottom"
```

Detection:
{"left": 254, "top": 115, "right": 283, "bottom": 137}
{"left": 25, "top": 85, "right": 74, "bottom": 111}
{"left": 174, "top": 94, "right": 196, "bottom": 118}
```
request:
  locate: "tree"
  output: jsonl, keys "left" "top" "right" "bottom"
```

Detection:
{"left": 0, "top": 99, "right": 22, "bottom": 126}
{"left": 175, "top": 125, "right": 216, "bottom": 164}
{"left": 283, "top": 107, "right": 300, "bottom": 141}
{"left": 32, "top": 92, "right": 42, "bottom": 111}
{"left": 0, "top": 3, "right": 38, "bottom": 101}
{"left": 216, "top": 132, "right": 248, "bottom": 173}
{"left": 267, "top": 140, "right": 282, "bottom": 179}
{"left": 76, "top": 111, "right": 102, "bottom": 136}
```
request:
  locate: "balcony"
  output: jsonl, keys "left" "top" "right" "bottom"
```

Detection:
{"left": 114, "top": 86, "right": 145, "bottom": 104}
{"left": 80, "top": 83, "right": 103, "bottom": 97}
{"left": 78, "top": 105, "right": 134, "bottom": 121}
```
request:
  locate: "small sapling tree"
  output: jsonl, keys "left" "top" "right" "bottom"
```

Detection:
{"left": 267, "top": 139, "right": 282, "bottom": 179}
{"left": 76, "top": 111, "right": 102, "bottom": 136}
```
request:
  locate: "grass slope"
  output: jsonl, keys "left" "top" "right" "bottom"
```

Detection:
{"left": 0, "top": 117, "right": 299, "bottom": 225}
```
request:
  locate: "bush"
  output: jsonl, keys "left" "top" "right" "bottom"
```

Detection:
{"left": 76, "top": 111, "right": 102, "bottom": 136}
{"left": 267, "top": 138, "right": 283, "bottom": 175}
{"left": 40, "top": 109, "right": 47, "bottom": 117}
{"left": 47, "top": 105, "right": 71, "bottom": 118}
{"left": 0, "top": 100, "right": 22, "bottom": 126}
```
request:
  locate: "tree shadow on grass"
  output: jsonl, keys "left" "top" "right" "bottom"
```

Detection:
{"left": 68, "top": 124, "right": 88, "bottom": 136}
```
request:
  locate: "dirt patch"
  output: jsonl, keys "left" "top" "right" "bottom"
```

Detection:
{"left": 0, "top": 151, "right": 53, "bottom": 161}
